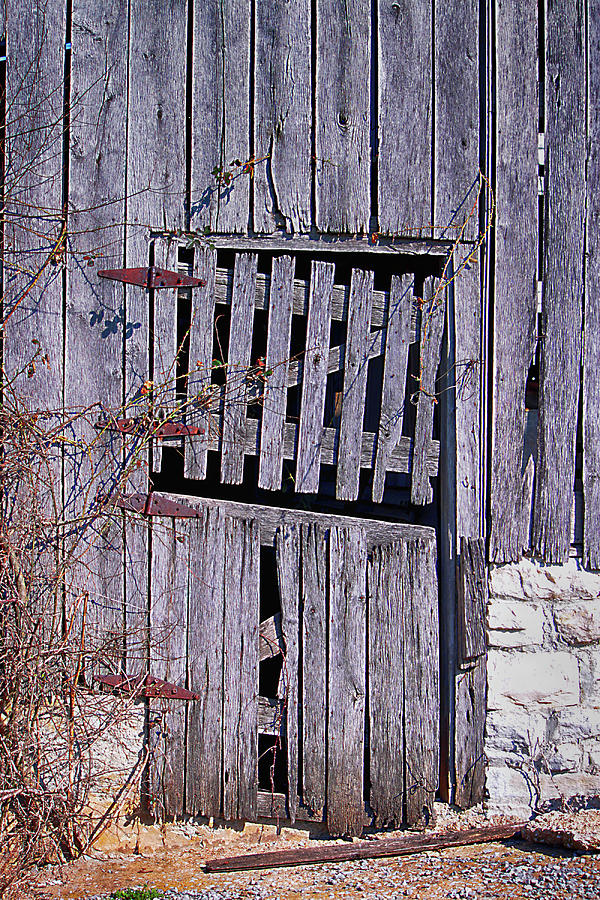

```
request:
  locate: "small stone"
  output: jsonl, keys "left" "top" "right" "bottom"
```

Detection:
{"left": 487, "top": 599, "right": 545, "bottom": 648}
{"left": 487, "top": 650, "right": 579, "bottom": 710}
{"left": 554, "top": 601, "right": 600, "bottom": 645}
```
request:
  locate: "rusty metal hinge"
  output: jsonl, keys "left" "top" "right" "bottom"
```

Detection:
{"left": 95, "top": 417, "right": 204, "bottom": 439}
{"left": 96, "top": 673, "right": 200, "bottom": 700}
{"left": 97, "top": 266, "right": 205, "bottom": 289}
{"left": 108, "top": 492, "right": 201, "bottom": 518}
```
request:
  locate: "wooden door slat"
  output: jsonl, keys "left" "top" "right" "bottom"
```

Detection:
{"left": 457, "top": 537, "right": 487, "bottom": 664}
{"left": 295, "top": 262, "right": 335, "bottom": 493}
{"left": 373, "top": 275, "right": 413, "bottom": 502}
{"left": 220, "top": 253, "right": 258, "bottom": 484}
{"left": 152, "top": 237, "right": 179, "bottom": 472}
{"left": 336, "top": 269, "right": 375, "bottom": 500}
{"left": 411, "top": 278, "right": 444, "bottom": 504}
{"left": 259, "top": 256, "right": 295, "bottom": 490}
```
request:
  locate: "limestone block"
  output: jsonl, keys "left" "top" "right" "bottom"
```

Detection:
{"left": 550, "top": 773, "right": 600, "bottom": 801}
{"left": 554, "top": 601, "right": 600, "bottom": 645}
{"left": 584, "top": 739, "right": 600, "bottom": 771}
{"left": 554, "top": 708, "right": 600, "bottom": 742}
{"left": 487, "top": 650, "right": 579, "bottom": 710}
{"left": 487, "top": 599, "right": 545, "bottom": 648}
{"left": 577, "top": 650, "right": 600, "bottom": 707}
{"left": 485, "top": 709, "right": 547, "bottom": 755}
{"left": 489, "top": 564, "right": 524, "bottom": 600}
{"left": 541, "top": 742, "right": 582, "bottom": 773}
{"left": 491, "top": 558, "right": 600, "bottom": 602}
{"left": 484, "top": 765, "right": 537, "bottom": 818}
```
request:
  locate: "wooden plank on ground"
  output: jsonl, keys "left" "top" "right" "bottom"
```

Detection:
{"left": 533, "top": 0, "right": 586, "bottom": 563}
{"left": 457, "top": 537, "right": 487, "bottom": 664}
{"left": 152, "top": 237, "right": 179, "bottom": 472}
{"left": 336, "top": 270, "right": 374, "bottom": 500}
{"left": 275, "top": 524, "right": 301, "bottom": 823}
{"left": 378, "top": 0, "right": 432, "bottom": 236}
{"left": 454, "top": 658, "right": 486, "bottom": 809}
{"left": 404, "top": 537, "right": 439, "bottom": 826}
{"left": 220, "top": 253, "right": 257, "bottom": 484}
{"left": 327, "top": 526, "right": 367, "bottom": 837}
{"left": 259, "top": 256, "right": 295, "bottom": 490}
{"left": 295, "top": 262, "right": 335, "bottom": 493}
{"left": 315, "top": 0, "right": 370, "bottom": 232}
{"left": 373, "top": 275, "right": 413, "bottom": 502}
{"left": 186, "top": 506, "right": 226, "bottom": 818}
{"left": 585, "top": 4, "right": 600, "bottom": 569}
{"left": 411, "top": 278, "right": 445, "bottom": 504}
{"left": 191, "top": 0, "right": 250, "bottom": 232}
{"left": 368, "top": 541, "right": 405, "bottom": 828}
{"left": 489, "top": 0, "right": 538, "bottom": 562}
{"left": 301, "top": 524, "right": 327, "bottom": 816}
{"left": 254, "top": 0, "right": 311, "bottom": 233}
{"left": 222, "top": 517, "right": 260, "bottom": 820}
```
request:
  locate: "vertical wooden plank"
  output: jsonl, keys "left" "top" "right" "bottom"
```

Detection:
{"left": 222, "top": 517, "right": 259, "bottom": 820}
{"left": 584, "top": 3, "right": 600, "bottom": 568}
{"left": 489, "top": 0, "right": 538, "bottom": 562}
{"left": 434, "top": 0, "right": 479, "bottom": 240}
{"left": 378, "top": 0, "right": 432, "bottom": 236}
{"left": 533, "top": 0, "right": 586, "bottom": 563}
{"left": 191, "top": 0, "right": 250, "bottom": 232}
{"left": 254, "top": 0, "right": 311, "bottom": 233}
{"left": 336, "top": 269, "right": 374, "bottom": 501}
{"left": 454, "top": 660, "right": 486, "bottom": 810}
{"left": 295, "top": 262, "right": 335, "bottom": 493}
{"left": 149, "top": 519, "right": 190, "bottom": 818}
{"left": 372, "top": 275, "right": 412, "bottom": 502}
{"left": 327, "top": 526, "right": 367, "bottom": 837}
{"left": 315, "top": 0, "right": 370, "bottom": 232}
{"left": 457, "top": 537, "right": 487, "bottom": 664}
{"left": 152, "top": 237, "right": 180, "bottom": 472}
{"left": 301, "top": 524, "right": 327, "bottom": 816}
{"left": 368, "top": 541, "right": 404, "bottom": 828}
{"left": 184, "top": 245, "right": 217, "bottom": 480}
{"left": 404, "top": 537, "right": 439, "bottom": 826}
{"left": 411, "top": 278, "right": 445, "bottom": 505}
{"left": 258, "top": 256, "right": 295, "bottom": 490}
{"left": 187, "top": 506, "right": 226, "bottom": 818}
{"left": 220, "top": 253, "right": 257, "bottom": 484}
{"left": 275, "top": 524, "right": 300, "bottom": 822}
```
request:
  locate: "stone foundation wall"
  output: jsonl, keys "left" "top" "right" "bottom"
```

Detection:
{"left": 485, "top": 558, "right": 600, "bottom": 817}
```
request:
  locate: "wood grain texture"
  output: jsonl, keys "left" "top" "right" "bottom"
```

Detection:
{"left": 184, "top": 245, "right": 217, "bottom": 480}
{"left": 254, "top": 0, "right": 311, "bottom": 233}
{"left": 454, "top": 658, "right": 486, "bottom": 809}
{"left": 373, "top": 275, "right": 413, "bottom": 502}
{"left": 489, "top": 0, "right": 538, "bottom": 562}
{"left": 301, "top": 524, "right": 327, "bottom": 816}
{"left": 434, "top": 0, "right": 479, "bottom": 241}
{"left": 186, "top": 507, "right": 226, "bottom": 818}
{"left": 259, "top": 613, "right": 284, "bottom": 661}
{"left": 220, "top": 253, "right": 257, "bottom": 484}
{"left": 533, "top": 0, "right": 586, "bottom": 563}
{"left": 457, "top": 537, "right": 487, "bottom": 664}
{"left": 404, "top": 537, "right": 439, "bottom": 826}
{"left": 327, "top": 526, "right": 367, "bottom": 837}
{"left": 295, "top": 262, "right": 335, "bottom": 493}
{"left": 222, "top": 517, "right": 260, "bottom": 820}
{"left": 411, "top": 278, "right": 445, "bottom": 504}
{"left": 336, "top": 269, "right": 374, "bottom": 500}
{"left": 191, "top": 0, "right": 251, "bottom": 232}
{"left": 378, "top": 0, "right": 432, "bottom": 236}
{"left": 258, "top": 256, "right": 295, "bottom": 490}
{"left": 368, "top": 541, "right": 404, "bottom": 828}
{"left": 585, "top": 3, "right": 600, "bottom": 569}
{"left": 315, "top": 0, "right": 370, "bottom": 232}
{"left": 152, "top": 237, "right": 179, "bottom": 472}
{"left": 275, "top": 524, "right": 301, "bottom": 823}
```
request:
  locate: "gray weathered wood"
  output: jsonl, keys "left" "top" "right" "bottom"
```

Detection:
{"left": 152, "top": 237, "right": 179, "bottom": 472}
{"left": 288, "top": 326, "right": 385, "bottom": 391}
{"left": 222, "top": 517, "right": 259, "bottom": 820}
{"left": 457, "top": 537, "right": 487, "bottom": 664}
{"left": 149, "top": 519, "right": 189, "bottom": 818}
{"left": 404, "top": 537, "right": 439, "bottom": 826}
{"left": 336, "top": 270, "right": 374, "bottom": 500}
{"left": 378, "top": 0, "right": 432, "bottom": 236}
{"left": 373, "top": 275, "right": 413, "bottom": 502}
{"left": 220, "top": 253, "right": 257, "bottom": 483}
{"left": 259, "top": 613, "right": 284, "bottom": 661}
{"left": 184, "top": 245, "right": 217, "bottom": 480}
{"left": 434, "top": 0, "right": 479, "bottom": 241}
{"left": 489, "top": 0, "right": 538, "bottom": 562}
{"left": 258, "top": 696, "right": 284, "bottom": 736}
{"left": 186, "top": 507, "right": 226, "bottom": 818}
{"left": 295, "top": 262, "right": 335, "bottom": 493}
{"left": 301, "top": 524, "right": 327, "bottom": 816}
{"left": 191, "top": 0, "right": 251, "bottom": 232}
{"left": 533, "top": 0, "right": 586, "bottom": 563}
{"left": 411, "top": 278, "right": 445, "bottom": 504}
{"left": 327, "top": 526, "right": 367, "bottom": 837}
{"left": 254, "top": 0, "right": 311, "bottom": 233}
{"left": 454, "top": 658, "right": 486, "bottom": 809}
{"left": 207, "top": 235, "right": 451, "bottom": 256}
{"left": 585, "top": 3, "right": 600, "bottom": 569}
{"left": 368, "top": 541, "right": 404, "bottom": 828}
{"left": 315, "top": 0, "right": 370, "bottom": 232}
{"left": 276, "top": 524, "right": 301, "bottom": 823}
{"left": 259, "top": 256, "right": 295, "bottom": 490}
{"left": 256, "top": 791, "right": 327, "bottom": 823}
